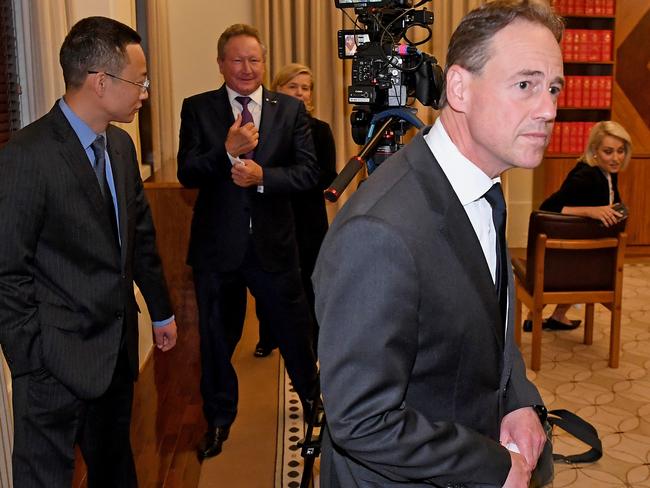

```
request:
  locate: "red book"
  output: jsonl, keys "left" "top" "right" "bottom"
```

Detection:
{"left": 597, "top": 76, "right": 606, "bottom": 107}
{"left": 561, "top": 30, "right": 571, "bottom": 61}
{"left": 561, "top": 123, "right": 572, "bottom": 154}
{"left": 580, "top": 30, "right": 591, "bottom": 61}
{"left": 549, "top": 123, "right": 559, "bottom": 154}
{"left": 604, "top": 76, "right": 612, "bottom": 106}
{"left": 569, "top": 123, "right": 581, "bottom": 154}
{"left": 595, "top": 0, "right": 604, "bottom": 14}
{"left": 605, "top": 0, "right": 615, "bottom": 15}
{"left": 585, "top": 0, "right": 595, "bottom": 15}
{"left": 575, "top": 0, "right": 586, "bottom": 14}
{"left": 582, "top": 76, "right": 592, "bottom": 107}
{"left": 601, "top": 30, "right": 613, "bottom": 61}
{"left": 589, "top": 76, "right": 600, "bottom": 107}
{"left": 588, "top": 30, "right": 600, "bottom": 61}
{"left": 567, "top": 0, "right": 576, "bottom": 14}
{"left": 566, "top": 76, "right": 576, "bottom": 107}
{"left": 584, "top": 122, "right": 596, "bottom": 148}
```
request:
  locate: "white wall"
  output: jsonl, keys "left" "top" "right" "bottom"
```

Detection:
{"left": 167, "top": 0, "right": 253, "bottom": 156}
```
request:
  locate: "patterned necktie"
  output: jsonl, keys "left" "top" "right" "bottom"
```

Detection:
{"left": 90, "top": 135, "right": 119, "bottom": 245}
{"left": 483, "top": 182, "right": 508, "bottom": 330}
{"left": 235, "top": 96, "right": 255, "bottom": 159}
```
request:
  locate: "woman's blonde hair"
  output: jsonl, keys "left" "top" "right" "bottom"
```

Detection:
{"left": 271, "top": 63, "right": 314, "bottom": 114}
{"left": 582, "top": 121, "right": 632, "bottom": 171}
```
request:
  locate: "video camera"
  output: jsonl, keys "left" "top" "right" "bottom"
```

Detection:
{"left": 323, "top": 0, "right": 443, "bottom": 202}
{"left": 335, "top": 0, "right": 442, "bottom": 143}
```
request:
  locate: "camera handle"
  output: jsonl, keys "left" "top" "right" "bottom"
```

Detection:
{"left": 324, "top": 107, "right": 425, "bottom": 202}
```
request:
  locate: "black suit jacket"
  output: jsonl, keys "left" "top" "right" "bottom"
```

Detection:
{"left": 313, "top": 128, "right": 542, "bottom": 487}
{"left": 292, "top": 116, "right": 337, "bottom": 269}
{"left": 0, "top": 102, "right": 172, "bottom": 399}
{"left": 540, "top": 160, "right": 620, "bottom": 212}
{"left": 177, "top": 85, "right": 318, "bottom": 272}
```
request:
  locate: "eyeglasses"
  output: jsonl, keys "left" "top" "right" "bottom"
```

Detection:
{"left": 87, "top": 70, "right": 150, "bottom": 93}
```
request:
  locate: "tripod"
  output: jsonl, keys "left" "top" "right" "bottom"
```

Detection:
{"left": 324, "top": 107, "right": 425, "bottom": 203}
{"left": 298, "top": 387, "right": 325, "bottom": 488}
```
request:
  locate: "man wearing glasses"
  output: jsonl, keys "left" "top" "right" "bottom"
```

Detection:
{"left": 0, "top": 16, "right": 176, "bottom": 488}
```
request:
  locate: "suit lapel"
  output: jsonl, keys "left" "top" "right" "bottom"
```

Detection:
{"left": 106, "top": 126, "right": 127, "bottom": 267}
{"left": 255, "top": 88, "right": 278, "bottom": 164}
{"left": 51, "top": 105, "right": 107, "bottom": 220}
{"left": 211, "top": 86, "right": 235, "bottom": 132}
{"left": 405, "top": 132, "right": 505, "bottom": 349}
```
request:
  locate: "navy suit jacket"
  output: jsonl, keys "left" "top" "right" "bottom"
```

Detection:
{"left": 314, "top": 127, "right": 542, "bottom": 487}
{"left": 0, "top": 102, "right": 172, "bottom": 399}
{"left": 177, "top": 85, "right": 318, "bottom": 272}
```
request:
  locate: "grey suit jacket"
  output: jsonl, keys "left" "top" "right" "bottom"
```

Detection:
{"left": 313, "top": 127, "right": 542, "bottom": 487}
{"left": 0, "top": 102, "right": 172, "bottom": 399}
{"left": 177, "top": 85, "right": 318, "bottom": 272}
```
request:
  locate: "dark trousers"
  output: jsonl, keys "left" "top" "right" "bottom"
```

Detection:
{"left": 193, "top": 244, "right": 319, "bottom": 428}
{"left": 258, "top": 238, "right": 321, "bottom": 352}
{"left": 12, "top": 345, "right": 137, "bottom": 488}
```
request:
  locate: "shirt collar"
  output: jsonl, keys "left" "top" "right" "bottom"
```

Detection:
{"left": 424, "top": 118, "right": 500, "bottom": 205}
{"left": 58, "top": 98, "right": 105, "bottom": 150}
{"left": 226, "top": 85, "right": 263, "bottom": 108}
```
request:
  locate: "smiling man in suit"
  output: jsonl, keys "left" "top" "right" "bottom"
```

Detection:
{"left": 0, "top": 16, "right": 176, "bottom": 488}
{"left": 177, "top": 23, "right": 320, "bottom": 460}
{"left": 314, "top": 1, "right": 564, "bottom": 487}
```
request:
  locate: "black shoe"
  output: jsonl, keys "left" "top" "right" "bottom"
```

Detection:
{"left": 197, "top": 426, "right": 230, "bottom": 461}
{"left": 544, "top": 318, "right": 581, "bottom": 330}
{"left": 523, "top": 318, "right": 581, "bottom": 332}
{"left": 254, "top": 342, "right": 276, "bottom": 358}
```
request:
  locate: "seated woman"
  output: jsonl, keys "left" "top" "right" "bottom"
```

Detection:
{"left": 525, "top": 120, "right": 632, "bottom": 331}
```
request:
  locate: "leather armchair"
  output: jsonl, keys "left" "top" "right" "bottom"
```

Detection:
{"left": 512, "top": 211, "right": 627, "bottom": 371}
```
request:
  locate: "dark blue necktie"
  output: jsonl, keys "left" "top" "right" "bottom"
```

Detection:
{"left": 484, "top": 182, "right": 508, "bottom": 329}
{"left": 235, "top": 96, "right": 255, "bottom": 159}
{"left": 91, "top": 135, "right": 119, "bottom": 245}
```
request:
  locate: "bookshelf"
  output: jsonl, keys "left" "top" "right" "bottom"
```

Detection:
{"left": 538, "top": 0, "right": 650, "bottom": 247}
{"left": 548, "top": 0, "right": 616, "bottom": 155}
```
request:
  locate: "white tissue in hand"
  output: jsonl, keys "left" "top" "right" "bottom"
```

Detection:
{"left": 505, "top": 442, "right": 520, "bottom": 453}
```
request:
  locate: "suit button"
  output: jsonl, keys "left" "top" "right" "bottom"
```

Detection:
{"left": 116, "top": 313, "right": 123, "bottom": 320}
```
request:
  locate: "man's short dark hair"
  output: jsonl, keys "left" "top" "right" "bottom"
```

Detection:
{"left": 60, "top": 16, "right": 142, "bottom": 89}
{"left": 439, "top": 0, "right": 564, "bottom": 108}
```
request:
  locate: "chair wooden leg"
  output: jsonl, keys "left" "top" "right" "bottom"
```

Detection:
{"left": 584, "top": 303, "right": 595, "bottom": 345}
{"left": 514, "top": 297, "right": 522, "bottom": 347}
{"left": 609, "top": 304, "right": 621, "bottom": 368}
{"left": 531, "top": 308, "right": 544, "bottom": 371}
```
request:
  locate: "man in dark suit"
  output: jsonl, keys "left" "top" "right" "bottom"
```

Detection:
{"left": 0, "top": 17, "right": 176, "bottom": 488}
{"left": 177, "top": 23, "right": 320, "bottom": 460}
{"left": 314, "top": 1, "right": 565, "bottom": 487}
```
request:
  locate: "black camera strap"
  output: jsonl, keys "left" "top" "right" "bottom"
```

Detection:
{"left": 548, "top": 409, "right": 603, "bottom": 463}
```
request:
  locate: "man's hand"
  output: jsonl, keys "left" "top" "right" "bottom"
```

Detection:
{"left": 153, "top": 320, "right": 177, "bottom": 352}
{"left": 225, "top": 113, "right": 258, "bottom": 157}
{"left": 502, "top": 450, "right": 532, "bottom": 488}
{"left": 499, "top": 407, "right": 547, "bottom": 470}
{"left": 231, "top": 159, "right": 263, "bottom": 187}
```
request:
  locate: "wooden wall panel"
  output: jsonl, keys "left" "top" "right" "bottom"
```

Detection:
{"left": 612, "top": 0, "right": 650, "bottom": 155}
{"left": 618, "top": 157, "right": 650, "bottom": 244}
{"left": 144, "top": 184, "right": 197, "bottom": 308}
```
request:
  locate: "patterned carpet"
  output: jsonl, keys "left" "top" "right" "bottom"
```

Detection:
{"left": 277, "top": 264, "right": 650, "bottom": 487}
{"left": 521, "top": 263, "right": 650, "bottom": 487}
